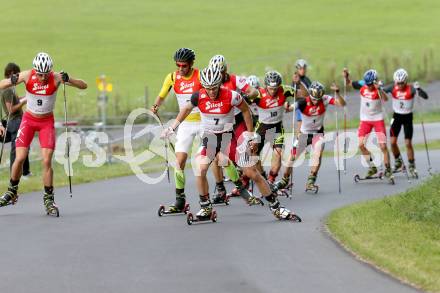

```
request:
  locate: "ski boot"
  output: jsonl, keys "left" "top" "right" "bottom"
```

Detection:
{"left": 305, "top": 174, "right": 319, "bottom": 194}
{"left": 212, "top": 185, "right": 230, "bottom": 206}
{"left": 274, "top": 177, "right": 293, "bottom": 199}
{"left": 354, "top": 166, "right": 383, "bottom": 182}
{"left": 408, "top": 162, "right": 418, "bottom": 179}
{"left": 43, "top": 192, "right": 59, "bottom": 217}
{"left": 384, "top": 167, "right": 395, "bottom": 185}
{"left": 269, "top": 200, "right": 301, "bottom": 222}
{"left": 393, "top": 157, "right": 404, "bottom": 173}
{"left": 158, "top": 193, "right": 190, "bottom": 216}
{"left": 0, "top": 185, "right": 19, "bottom": 207}
{"left": 187, "top": 198, "right": 217, "bottom": 225}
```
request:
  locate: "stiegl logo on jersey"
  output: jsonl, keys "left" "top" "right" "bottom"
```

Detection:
{"left": 265, "top": 98, "right": 279, "bottom": 108}
{"left": 32, "top": 83, "right": 49, "bottom": 93}
{"left": 205, "top": 101, "right": 223, "bottom": 111}
{"left": 179, "top": 81, "right": 195, "bottom": 93}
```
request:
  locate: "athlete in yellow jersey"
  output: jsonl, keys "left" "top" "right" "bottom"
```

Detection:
{"left": 152, "top": 48, "right": 202, "bottom": 213}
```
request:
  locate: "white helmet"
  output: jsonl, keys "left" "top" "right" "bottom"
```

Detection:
{"left": 246, "top": 75, "right": 260, "bottom": 88}
{"left": 295, "top": 59, "right": 308, "bottom": 69}
{"left": 393, "top": 68, "right": 408, "bottom": 83}
{"left": 200, "top": 66, "right": 222, "bottom": 88}
{"left": 209, "top": 55, "right": 227, "bottom": 72}
{"left": 33, "top": 52, "right": 53, "bottom": 74}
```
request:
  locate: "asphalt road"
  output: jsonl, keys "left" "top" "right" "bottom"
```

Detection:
{"left": 1, "top": 148, "right": 437, "bottom": 293}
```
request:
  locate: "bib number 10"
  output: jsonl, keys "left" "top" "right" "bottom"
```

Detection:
{"left": 270, "top": 112, "right": 278, "bottom": 118}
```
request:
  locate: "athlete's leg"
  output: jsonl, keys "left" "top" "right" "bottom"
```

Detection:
{"left": 403, "top": 114, "right": 415, "bottom": 162}
{"left": 10, "top": 147, "right": 29, "bottom": 181}
{"left": 41, "top": 148, "right": 54, "bottom": 187}
{"left": 390, "top": 114, "right": 402, "bottom": 159}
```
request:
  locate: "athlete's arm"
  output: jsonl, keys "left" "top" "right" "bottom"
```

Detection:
{"left": 330, "top": 84, "right": 346, "bottom": 106}
{"left": 237, "top": 98, "right": 254, "bottom": 133}
{"left": 55, "top": 72, "right": 87, "bottom": 89}
{"left": 152, "top": 73, "right": 174, "bottom": 113}
{"left": 413, "top": 83, "right": 429, "bottom": 99}
{"left": 0, "top": 70, "right": 30, "bottom": 89}
{"left": 382, "top": 84, "right": 393, "bottom": 93}
{"left": 377, "top": 85, "right": 388, "bottom": 102}
{"left": 0, "top": 125, "right": 5, "bottom": 136}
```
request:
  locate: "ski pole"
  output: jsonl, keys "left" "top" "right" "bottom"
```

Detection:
{"left": 343, "top": 78, "right": 347, "bottom": 174}
{"left": 62, "top": 81, "right": 73, "bottom": 197}
{"left": 154, "top": 113, "right": 171, "bottom": 183}
{"left": 335, "top": 90, "right": 341, "bottom": 194}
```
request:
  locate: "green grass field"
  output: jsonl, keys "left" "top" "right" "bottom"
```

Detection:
{"left": 1, "top": 0, "right": 440, "bottom": 120}
{"left": 327, "top": 175, "right": 440, "bottom": 292}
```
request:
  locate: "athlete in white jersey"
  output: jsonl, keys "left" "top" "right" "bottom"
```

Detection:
{"left": 276, "top": 81, "right": 346, "bottom": 191}
{"left": 343, "top": 68, "right": 394, "bottom": 181}
{"left": 0, "top": 52, "right": 87, "bottom": 215}
{"left": 383, "top": 68, "right": 428, "bottom": 176}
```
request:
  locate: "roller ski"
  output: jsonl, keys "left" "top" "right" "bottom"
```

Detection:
{"left": 392, "top": 157, "right": 405, "bottom": 174}
{"left": 187, "top": 199, "right": 217, "bottom": 225}
{"left": 354, "top": 166, "right": 384, "bottom": 183}
{"left": 383, "top": 167, "right": 395, "bottom": 185}
{"left": 305, "top": 175, "right": 319, "bottom": 194}
{"left": 273, "top": 177, "right": 293, "bottom": 199}
{"left": 212, "top": 186, "right": 230, "bottom": 206}
{"left": 269, "top": 200, "right": 302, "bottom": 222}
{"left": 408, "top": 162, "right": 418, "bottom": 179}
{"left": 43, "top": 192, "right": 59, "bottom": 217}
{"left": 158, "top": 194, "right": 190, "bottom": 216}
{"left": 0, "top": 186, "right": 19, "bottom": 207}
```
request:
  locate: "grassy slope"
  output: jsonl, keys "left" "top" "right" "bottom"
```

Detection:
{"left": 1, "top": 0, "right": 439, "bottom": 118}
{"left": 328, "top": 175, "right": 440, "bottom": 292}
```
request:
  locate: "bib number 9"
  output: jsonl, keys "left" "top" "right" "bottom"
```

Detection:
{"left": 37, "top": 99, "right": 43, "bottom": 106}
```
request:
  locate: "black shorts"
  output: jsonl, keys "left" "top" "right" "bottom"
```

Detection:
{"left": 255, "top": 121, "right": 284, "bottom": 155}
{"left": 390, "top": 112, "right": 413, "bottom": 140}
{"left": 200, "top": 131, "right": 233, "bottom": 162}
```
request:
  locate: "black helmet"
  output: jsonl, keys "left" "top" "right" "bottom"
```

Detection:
{"left": 264, "top": 71, "right": 282, "bottom": 87}
{"left": 173, "top": 48, "right": 195, "bottom": 62}
{"left": 309, "top": 81, "right": 325, "bottom": 100}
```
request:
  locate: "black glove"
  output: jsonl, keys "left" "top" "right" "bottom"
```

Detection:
{"left": 61, "top": 71, "right": 70, "bottom": 83}
{"left": 10, "top": 74, "right": 19, "bottom": 85}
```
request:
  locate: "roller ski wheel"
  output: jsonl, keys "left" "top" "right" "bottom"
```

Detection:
{"left": 353, "top": 172, "right": 384, "bottom": 183}
{"left": 287, "top": 213, "right": 302, "bottom": 222}
{"left": 276, "top": 183, "right": 293, "bottom": 199}
{"left": 158, "top": 203, "right": 190, "bottom": 217}
{"left": 305, "top": 184, "right": 319, "bottom": 194}
{"left": 410, "top": 170, "right": 419, "bottom": 179}
{"left": 186, "top": 210, "right": 217, "bottom": 225}
{"left": 46, "top": 205, "right": 60, "bottom": 217}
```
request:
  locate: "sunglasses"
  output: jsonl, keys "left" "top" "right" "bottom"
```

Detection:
{"left": 36, "top": 72, "right": 50, "bottom": 77}
{"left": 176, "top": 63, "right": 190, "bottom": 69}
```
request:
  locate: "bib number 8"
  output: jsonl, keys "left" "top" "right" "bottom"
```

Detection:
{"left": 37, "top": 99, "right": 43, "bottom": 106}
